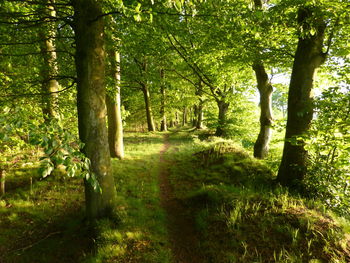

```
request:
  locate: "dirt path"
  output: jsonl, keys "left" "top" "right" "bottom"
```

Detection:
{"left": 159, "top": 134, "right": 204, "bottom": 263}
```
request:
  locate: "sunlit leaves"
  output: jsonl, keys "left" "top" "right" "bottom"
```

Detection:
{"left": 305, "top": 86, "right": 350, "bottom": 214}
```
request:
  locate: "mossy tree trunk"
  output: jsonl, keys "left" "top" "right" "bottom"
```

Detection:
{"left": 141, "top": 83, "right": 156, "bottom": 132}
{"left": 196, "top": 81, "right": 204, "bottom": 129}
{"left": 182, "top": 106, "right": 188, "bottom": 126}
{"left": 192, "top": 105, "right": 198, "bottom": 127}
{"left": 0, "top": 170, "right": 5, "bottom": 196}
{"left": 215, "top": 99, "right": 229, "bottom": 137}
{"left": 73, "top": 0, "right": 117, "bottom": 220}
{"left": 196, "top": 101, "right": 204, "bottom": 129}
{"left": 175, "top": 111, "right": 179, "bottom": 126}
{"left": 160, "top": 69, "right": 167, "bottom": 131}
{"left": 40, "top": 0, "right": 59, "bottom": 121}
{"left": 253, "top": 62, "right": 273, "bottom": 159}
{"left": 277, "top": 7, "right": 326, "bottom": 188}
{"left": 106, "top": 50, "right": 124, "bottom": 159}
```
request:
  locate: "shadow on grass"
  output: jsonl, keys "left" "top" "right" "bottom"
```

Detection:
{"left": 0, "top": 175, "right": 93, "bottom": 263}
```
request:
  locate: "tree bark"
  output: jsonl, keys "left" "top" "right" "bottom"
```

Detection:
{"left": 160, "top": 69, "right": 167, "bottom": 131}
{"left": 141, "top": 83, "right": 156, "bottom": 132}
{"left": 253, "top": 62, "right": 273, "bottom": 159}
{"left": 277, "top": 7, "right": 326, "bottom": 188}
{"left": 73, "top": 0, "right": 117, "bottom": 220}
{"left": 196, "top": 81, "right": 204, "bottom": 129}
{"left": 215, "top": 100, "right": 229, "bottom": 137}
{"left": 40, "top": 0, "right": 59, "bottom": 121}
{"left": 175, "top": 111, "right": 179, "bottom": 126}
{"left": 196, "top": 100, "right": 204, "bottom": 129}
{"left": 182, "top": 106, "right": 187, "bottom": 126}
{"left": 0, "top": 170, "right": 5, "bottom": 196}
{"left": 106, "top": 51, "right": 124, "bottom": 159}
{"left": 192, "top": 105, "right": 198, "bottom": 127}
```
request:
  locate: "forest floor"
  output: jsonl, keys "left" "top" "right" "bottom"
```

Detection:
{"left": 159, "top": 134, "right": 204, "bottom": 263}
{"left": 1, "top": 129, "right": 350, "bottom": 263}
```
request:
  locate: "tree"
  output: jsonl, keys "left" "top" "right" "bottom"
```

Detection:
{"left": 277, "top": 5, "right": 328, "bottom": 188}
{"left": 39, "top": 0, "right": 60, "bottom": 121}
{"left": 160, "top": 68, "right": 167, "bottom": 131}
{"left": 195, "top": 80, "right": 204, "bottom": 129}
{"left": 73, "top": 0, "right": 117, "bottom": 220}
{"left": 250, "top": 0, "right": 274, "bottom": 159}
{"left": 106, "top": 49, "right": 124, "bottom": 159}
{"left": 138, "top": 59, "right": 156, "bottom": 132}
{"left": 253, "top": 62, "right": 273, "bottom": 159}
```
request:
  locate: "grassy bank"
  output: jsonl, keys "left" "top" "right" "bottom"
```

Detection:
{"left": 166, "top": 130, "right": 350, "bottom": 263}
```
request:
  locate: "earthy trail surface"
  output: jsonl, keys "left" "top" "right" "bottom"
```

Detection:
{"left": 158, "top": 134, "right": 204, "bottom": 263}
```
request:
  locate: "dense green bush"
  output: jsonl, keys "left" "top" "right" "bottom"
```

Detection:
{"left": 305, "top": 87, "right": 350, "bottom": 215}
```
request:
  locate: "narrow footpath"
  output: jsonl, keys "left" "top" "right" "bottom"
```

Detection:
{"left": 158, "top": 134, "right": 204, "bottom": 263}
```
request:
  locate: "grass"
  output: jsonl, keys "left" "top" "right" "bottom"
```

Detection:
{"left": 1, "top": 132, "right": 172, "bottom": 263}
{"left": 84, "top": 132, "right": 172, "bottom": 263}
{"left": 0, "top": 171, "right": 88, "bottom": 263}
{"left": 166, "top": 130, "right": 350, "bottom": 263}
{"left": 1, "top": 128, "right": 350, "bottom": 263}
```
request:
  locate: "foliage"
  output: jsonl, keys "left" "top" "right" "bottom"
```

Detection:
{"left": 305, "top": 86, "right": 350, "bottom": 215}
{"left": 0, "top": 107, "right": 100, "bottom": 192}
{"left": 1, "top": 0, "right": 350, "bottom": 260}
{"left": 204, "top": 98, "right": 260, "bottom": 147}
{"left": 30, "top": 120, "right": 101, "bottom": 192}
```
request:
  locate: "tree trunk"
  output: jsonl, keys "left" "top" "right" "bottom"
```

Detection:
{"left": 141, "top": 84, "right": 156, "bottom": 132}
{"left": 40, "top": 0, "right": 59, "bottom": 121}
{"left": 277, "top": 7, "right": 326, "bottom": 188}
{"left": 195, "top": 81, "right": 204, "bottom": 129}
{"left": 196, "top": 100, "right": 204, "bottom": 129}
{"left": 215, "top": 100, "right": 229, "bottom": 137}
{"left": 253, "top": 62, "right": 273, "bottom": 159}
{"left": 192, "top": 105, "right": 198, "bottom": 127}
{"left": 175, "top": 111, "right": 179, "bottom": 126}
{"left": 160, "top": 69, "right": 167, "bottom": 131}
{"left": 0, "top": 170, "right": 5, "bottom": 196}
{"left": 73, "top": 0, "right": 117, "bottom": 220}
{"left": 182, "top": 107, "right": 187, "bottom": 126}
{"left": 106, "top": 51, "right": 124, "bottom": 159}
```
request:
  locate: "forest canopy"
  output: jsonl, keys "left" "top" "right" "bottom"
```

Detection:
{"left": 0, "top": 0, "right": 349, "bottom": 262}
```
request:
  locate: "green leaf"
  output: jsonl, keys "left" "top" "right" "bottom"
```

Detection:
{"left": 135, "top": 2, "right": 141, "bottom": 12}
{"left": 134, "top": 14, "right": 141, "bottom": 22}
{"left": 39, "top": 165, "right": 54, "bottom": 178}
{"left": 174, "top": 0, "right": 182, "bottom": 11}
{"left": 44, "top": 147, "right": 54, "bottom": 155}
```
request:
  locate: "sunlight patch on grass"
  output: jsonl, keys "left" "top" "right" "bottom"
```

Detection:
{"left": 85, "top": 132, "right": 172, "bottom": 263}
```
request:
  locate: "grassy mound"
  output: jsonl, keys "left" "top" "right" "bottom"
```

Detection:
{"left": 167, "top": 133, "right": 350, "bottom": 263}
